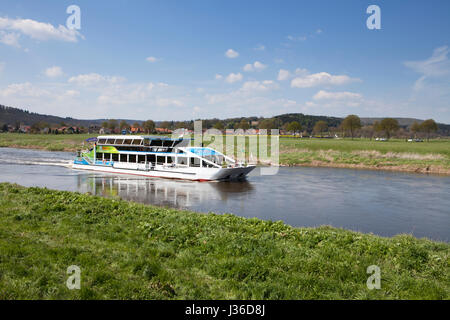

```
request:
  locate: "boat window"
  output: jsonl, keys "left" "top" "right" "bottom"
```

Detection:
{"left": 132, "top": 139, "right": 142, "bottom": 145}
{"left": 96, "top": 153, "right": 102, "bottom": 160}
{"left": 120, "top": 154, "right": 127, "bottom": 162}
{"left": 151, "top": 140, "right": 163, "bottom": 147}
{"left": 167, "top": 156, "right": 174, "bottom": 163}
{"left": 157, "top": 156, "right": 166, "bottom": 165}
{"left": 190, "top": 157, "right": 201, "bottom": 167}
{"left": 115, "top": 139, "right": 124, "bottom": 144}
{"left": 147, "top": 154, "right": 156, "bottom": 164}
{"left": 138, "top": 155, "right": 145, "bottom": 163}
{"left": 98, "top": 139, "right": 106, "bottom": 144}
{"left": 129, "top": 154, "right": 137, "bottom": 163}
{"left": 124, "top": 139, "right": 133, "bottom": 145}
{"left": 177, "top": 157, "right": 188, "bottom": 165}
{"left": 106, "top": 139, "right": 115, "bottom": 144}
{"left": 202, "top": 160, "right": 213, "bottom": 168}
{"left": 112, "top": 154, "right": 119, "bottom": 161}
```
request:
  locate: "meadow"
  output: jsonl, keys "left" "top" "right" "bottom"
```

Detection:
{"left": 279, "top": 137, "right": 450, "bottom": 174}
{"left": 0, "top": 182, "right": 448, "bottom": 300}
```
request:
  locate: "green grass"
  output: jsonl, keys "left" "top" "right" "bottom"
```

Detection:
{"left": 280, "top": 138, "right": 450, "bottom": 157}
{"left": 0, "top": 133, "right": 92, "bottom": 152}
{"left": 0, "top": 183, "right": 448, "bottom": 300}
{"left": 279, "top": 138, "right": 450, "bottom": 174}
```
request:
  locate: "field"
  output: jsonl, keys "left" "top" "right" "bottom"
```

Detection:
{"left": 279, "top": 137, "right": 450, "bottom": 174}
{"left": 1, "top": 133, "right": 450, "bottom": 174}
{"left": 0, "top": 183, "right": 448, "bottom": 300}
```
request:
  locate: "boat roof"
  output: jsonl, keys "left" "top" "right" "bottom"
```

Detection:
{"left": 97, "top": 135, "right": 189, "bottom": 141}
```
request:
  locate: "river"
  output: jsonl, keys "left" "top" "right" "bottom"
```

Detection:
{"left": 0, "top": 147, "right": 449, "bottom": 242}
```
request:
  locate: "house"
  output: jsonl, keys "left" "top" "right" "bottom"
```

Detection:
{"left": 130, "top": 126, "right": 143, "bottom": 134}
{"left": 19, "top": 125, "right": 31, "bottom": 133}
{"left": 99, "top": 128, "right": 112, "bottom": 134}
{"left": 155, "top": 127, "right": 172, "bottom": 134}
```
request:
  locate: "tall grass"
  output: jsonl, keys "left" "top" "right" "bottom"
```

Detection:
{"left": 0, "top": 183, "right": 448, "bottom": 300}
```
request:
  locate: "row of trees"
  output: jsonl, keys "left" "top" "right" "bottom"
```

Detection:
{"left": 280, "top": 115, "right": 439, "bottom": 140}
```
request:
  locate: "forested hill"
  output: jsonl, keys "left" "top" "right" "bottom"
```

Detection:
{"left": 0, "top": 105, "right": 102, "bottom": 127}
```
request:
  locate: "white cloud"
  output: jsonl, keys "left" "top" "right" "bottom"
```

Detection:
{"left": 68, "top": 73, "right": 126, "bottom": 86}
{"left": 44, "top": 66, "right": 63, "bottom": 78}
{"left": 146, "top": 56, "right": 159, "bottom": 63}
{"left": 287, "top": 35, "right": 307, "bottom": 42}
{"left": 215, "top": 74, "right": 223, "bottom": 80}
{"left": 225, "top": 48, "right": 239, "bottom": 58}
{"left": 0, "top": 82, "right": 50, "bottom": 98}
{"left": 243, "top": 61, "right": 267, "bottom": 72}
{"left": 225, "top": 72, "right": 243, "bottom": 83}
{"left": 313, "top": 90, "right": 362, "bottom": 101}
{"left": 0, "top": 31, "right": 20, "bottom": 47}
{"left": 291, "top": 72, "right": 360, "bottom": 88}
{"left": 254, "top": 44, "right": 265, "bottom": 51}
{"left": 0, "top": 17, "right": 83, "bottom": 46}
{"left": 316, "top": 29, "right": 323, "bottom": 34}
{"left": 274, "top": 58, "right": 284, "bottom": 64}
{"left": 241, "top": 80, "right": 278, "bottom": 92}
{"left": 404, "top": 46, "right": 450, "bottom": 91}
{"left": 277, "top": 69, "right": 290, "bottom": 81}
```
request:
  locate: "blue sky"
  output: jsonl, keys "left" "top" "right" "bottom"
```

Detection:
{"left": 0, "top": 0, "right": 449, "bottom": 122}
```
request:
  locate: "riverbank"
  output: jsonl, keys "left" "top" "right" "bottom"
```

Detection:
{"left": 279, "top": 138, "right": 450, "bottom": 175}
{"left": 0, "top": 183, "right": 448, "bottom": 299}
{"left": 1, "top": 133, "right": 450, "bottom": 175}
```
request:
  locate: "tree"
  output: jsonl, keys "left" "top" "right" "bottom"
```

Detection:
{"left": 160, "top": 121, "right": 171, "bottom": 130}
{"left": 286, "top": 121, "right": 302, "bottom": 134}
{"left": 101, "top": 121, "right": 108, "bottom": 128}
{"left": 1, "top": 123, "right": 8, "bottom": 132}
{"left": 133, "top": 122, "right": 140, "bottom": 128}
{"left": 259, "top": 118, "right": 276, "bottom": 130}
{"left": 119, "top": 120, "right": 129, "bottom": 131}
{"left": 420, "top": 119, "right": 438, "bottom": 141}
{"left": 238, "top": 119, "right": 250, "bottom": 130}
{"left": 341, "top": 115, "right": 362, "bottom": 139}
{"left": 313, "top": 120, "right": 328, "bottom": 137}
{"left": 213, "top": 121, "right": 224, "bottom": 130}
{"left": 142, "top": 120, "right": 155, "bottom": 134}
{"left": 410, "top": 121, "right": 421, "bottom": 138}
{"left": 107, "top": 119, "right": 118, "bottom": 131}
{"left": 379, "top": 118, "right": 399, "bottom": 139}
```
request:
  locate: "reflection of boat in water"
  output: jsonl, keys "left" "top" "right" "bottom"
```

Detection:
{"left": 72, "top": 135, "right": 255, "bottom": 181}
{"left": 76, "top": 173, "right": 254, "bottom": 208}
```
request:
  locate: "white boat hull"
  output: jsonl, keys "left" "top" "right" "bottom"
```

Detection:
{"left": 71, "top": 162, "right": 255, "bottom": 181}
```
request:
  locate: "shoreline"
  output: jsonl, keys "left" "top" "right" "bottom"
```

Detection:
{"left": 277, "top": 161, "right": 450, "bottom": 176}
{"left": 1, "top": 144, "right": 450, "bottom": 176}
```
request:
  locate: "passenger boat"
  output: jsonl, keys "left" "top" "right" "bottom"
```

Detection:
{"left": 72, "top": 135, "right": 256, "bottom": 181}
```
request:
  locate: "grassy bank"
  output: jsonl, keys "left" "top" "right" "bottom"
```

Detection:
{"left": 0, "top": 183, "right": 448, "bottom": 300}
{"left": 279, "top": 138, "right": 450, "bottom": 174}
{"left": 0, "top": 133, "right": 91, "bottom": 152}
{"left": 1, "top": 133, "right": 450, "bottom": 174}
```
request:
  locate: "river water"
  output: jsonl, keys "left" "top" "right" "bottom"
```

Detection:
{"left": 0, "top": 147, "right": 449, "bottom": 242}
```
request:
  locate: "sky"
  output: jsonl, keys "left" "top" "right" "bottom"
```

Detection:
{"left": 0, "top": 0, "right": 449, "bottom": 122}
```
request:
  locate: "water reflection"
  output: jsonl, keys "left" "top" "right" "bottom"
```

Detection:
{"left": 76, "top": 174, "right": 255, "bottom": 209}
